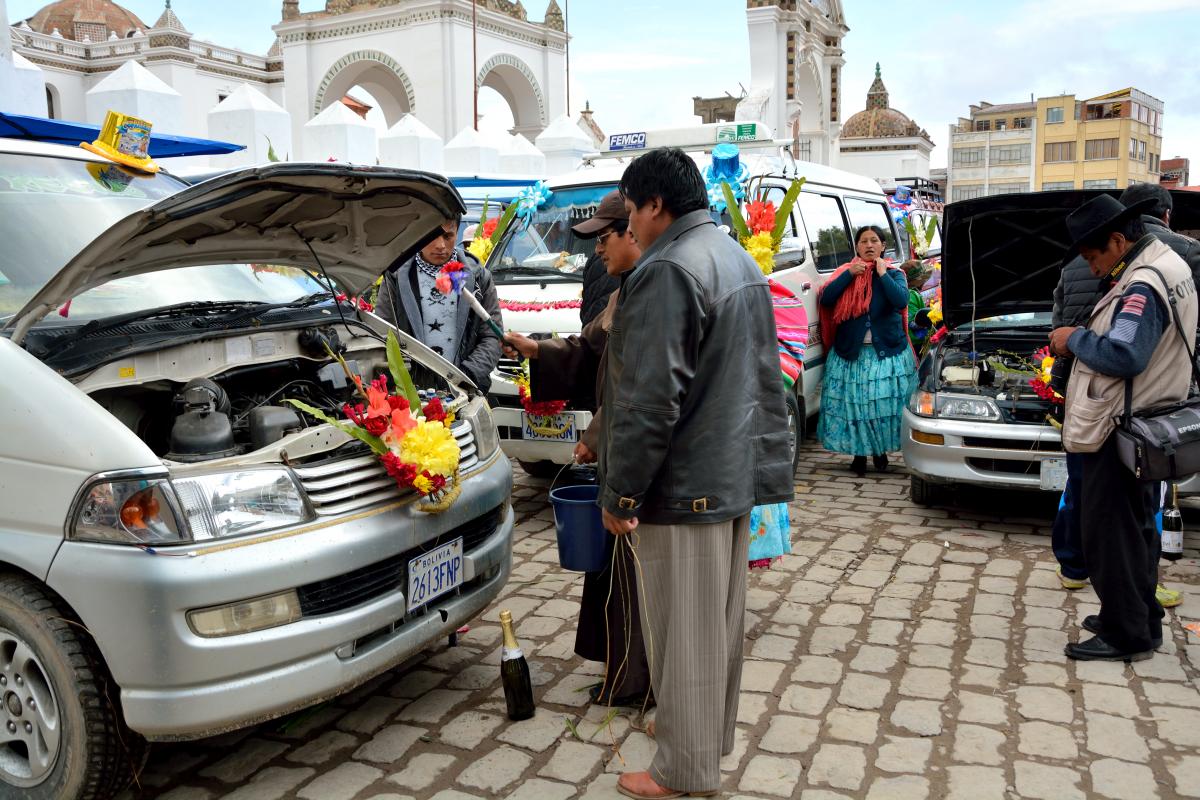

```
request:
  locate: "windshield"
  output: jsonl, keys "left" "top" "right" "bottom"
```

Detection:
{"left": 0, "top": 153, "right": 324, "bottom": 324}
{"left": 957, "top": 311, "right": 1052, "bottom": 330}
{"left": 488, "top": 184, "right": 616, "bottom": 283}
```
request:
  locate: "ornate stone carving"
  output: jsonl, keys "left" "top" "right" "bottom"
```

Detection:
{"left": 313, "top": 49, "right": 416, "bottom": 117}
{"left": 543, "top": 0, "right": 564, "bottom": 31}
{"left": 476, "top": 52, "right": 546, "bottom": 126}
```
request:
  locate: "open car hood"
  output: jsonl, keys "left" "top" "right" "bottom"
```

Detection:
{"left": 4, "top": 162, "right": 464, "bottom": 342}
{"left": 941, "top": 188, "right": 1200, "bottom": 329}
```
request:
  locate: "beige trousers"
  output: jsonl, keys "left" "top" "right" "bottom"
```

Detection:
{"left": 632, "top": 514, "right": 750, "bottom": 793}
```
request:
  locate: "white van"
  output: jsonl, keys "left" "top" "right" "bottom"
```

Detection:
{"left": 486, "top": 122, "right": 903, "bottom": 475}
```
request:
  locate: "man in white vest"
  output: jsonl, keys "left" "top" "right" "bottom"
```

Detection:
{"left": 1051, "top": 194, "right": 1198, "bottom": 662}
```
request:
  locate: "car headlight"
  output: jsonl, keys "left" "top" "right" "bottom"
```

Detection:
{"left": 71, "top": 468, "right": 312, "bottom": 546}
{"left": 463, "top": 401, "right": 500, "bottom": 463}
{"left": 909, "top": 390, "right": 1001, "bottom": 422}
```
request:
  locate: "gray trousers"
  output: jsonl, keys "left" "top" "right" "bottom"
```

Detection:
{"left": 633, "top": 514, "right": 750, "bottom": 793}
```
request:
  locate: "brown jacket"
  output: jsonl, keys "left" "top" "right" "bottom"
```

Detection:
{"left": 528, "top": 291, "right": 618, "bottom": 453}
{"left": 1063, "top": 238, "right": 1198, "bottom": 452}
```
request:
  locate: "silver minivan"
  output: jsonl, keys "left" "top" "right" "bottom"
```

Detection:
{"left": 0, "top": 141, "right": 513, "bottom": 799}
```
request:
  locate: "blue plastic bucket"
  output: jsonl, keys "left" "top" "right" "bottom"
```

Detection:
{"left": 549, "top": 484, "right": 611, "bottom": 572}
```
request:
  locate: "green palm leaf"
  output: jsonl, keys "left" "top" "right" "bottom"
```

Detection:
{"left": 283, "top": 399, "right": 386, "bottom": 454}
{"left": 387, "top": 331, "right": 422, "bottom": 411}
{"left": 722, "top": 182, "right": 750, "bottom": 241}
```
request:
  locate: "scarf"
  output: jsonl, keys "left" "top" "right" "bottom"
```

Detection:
{"left": 818, "top": 257, "right": 909, "bottom": 353}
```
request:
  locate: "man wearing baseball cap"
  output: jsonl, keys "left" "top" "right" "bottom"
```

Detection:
{"left": 573, "top": 191, "right": 626, "bottom": 326}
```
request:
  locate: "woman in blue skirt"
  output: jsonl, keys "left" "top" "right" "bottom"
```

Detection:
{"left": 817, "top": 225, "right": 917, "bottom": 476}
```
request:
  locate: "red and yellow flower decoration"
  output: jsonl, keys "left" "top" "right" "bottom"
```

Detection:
{"left": 723, "top": 179, "right": 806, "bottom": 276}
{"left": 286, "top": 332, "right": 462, "bottom": 512}
{"left": 514, "top": 360, "right": 566, "bottom": 418}
{"left": 1029, "top": 345, "right": 1064, "bottom": 405}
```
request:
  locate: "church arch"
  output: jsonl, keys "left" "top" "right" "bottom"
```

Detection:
{"left": 313, "top": 50, "right": 416, "bottom": 126}
{"left": 476, "top": 53, "right": 546, "bottom": 134}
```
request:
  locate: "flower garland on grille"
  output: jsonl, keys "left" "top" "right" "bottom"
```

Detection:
{"left": 499, "top": 299, "right": 582, "bottom": 312}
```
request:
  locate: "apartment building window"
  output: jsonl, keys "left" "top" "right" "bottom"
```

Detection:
{"left": 1013, "top": 116, "right": 1032, "bottom": 129}
{"left": 1086, "top": 102, "right": 1122, "bottom": 121}
{"left": 952, "top": 147, "right": 984, "bottom": 166}
{"left": 1044, "top": 141, "right": 1076, "bottom": 162}
{"left": 995, "top": 119, "right": 1007, "bottom": 131}
{"left": 1151, "top": 154, "right": 1160, "bottom": 173}
{"left": 1084, "top": 138, "right": 1119, "bottom": 160}
{"left": 1083, "top": 179, "right": 1118, "bottom": 189}
{"left": 975, "top": 120, "right": 991, "bottom": 132}
{"left": 1129, "top": 138, "right": 1138, "bottom": 159}
{"left": 1138, "top": 140, "right": 1147, "bottom": 161}
{"left": 952, "top": 185, "right": 986, "bottom": 202}
{"left": 1042, "top": 181, "right": 1075, "bottom": 191}
{"left": 990, "top": 183, "right": 1029, "bottom": 196}
{"left": 1046, "top": 106, "right": 1064, "bottom": 124}
{"left": 990, "top": 144, "right": 1030, "bottom": 165}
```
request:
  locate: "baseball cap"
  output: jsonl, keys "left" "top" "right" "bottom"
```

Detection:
{"left": 572, "top": 190, "right": 629, "bottom": 239}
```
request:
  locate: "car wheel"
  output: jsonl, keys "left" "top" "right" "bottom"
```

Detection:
{"left": 518, "top": 459, "right": 565, "bottom": 480}
{"left": 909, "top": 475, "right": 942, "bottom": 507}
{"left": 0, "top": 574, "right": 145, "bottom": 800}
{"left": 785, "top": 392, "right": 803, "bottom": 474}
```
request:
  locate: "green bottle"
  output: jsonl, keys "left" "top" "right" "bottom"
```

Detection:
{"left": 499, "top": 610, "right": 535, "bottom": 720}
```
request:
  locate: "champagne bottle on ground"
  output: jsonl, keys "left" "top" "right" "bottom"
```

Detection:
{"left": 1162, "top": 483, "right": 1184, "bottom": 562}
{"left": 498, "top": 610, "right": 535, "bottom": 720}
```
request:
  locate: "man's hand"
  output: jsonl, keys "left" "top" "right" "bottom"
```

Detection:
{"left": 573, "top": 442, "right": 597, "bottom": 464}
{"left": 848, "top": 261, "right": 867, "bottom": 277}
{"left": 602, "top": 508, "right": 638, "bottom": 536}
{"left": 503, "top": 332, "right": 539, "bottom": 360}
{"left": 1050, "top": 326, "right": 1080, "bottom": 356}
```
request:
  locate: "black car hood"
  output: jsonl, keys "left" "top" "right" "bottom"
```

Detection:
{"left": 941, "top": 189, "right": 1200, "bottom": 329}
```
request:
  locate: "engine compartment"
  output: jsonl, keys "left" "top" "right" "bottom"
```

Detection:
{"left": 87, "top": 325, "right": 458, "bottom": 462}
{"left": 923, "top": 325, "right": 1054, "bottom": 425}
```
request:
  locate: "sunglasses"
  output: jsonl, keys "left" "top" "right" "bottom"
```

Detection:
{"left": 597, "top": 229, "right": 624, "bottom": 245}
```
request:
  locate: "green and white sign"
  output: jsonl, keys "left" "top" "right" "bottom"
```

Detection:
{"left": 716, "top": 123, "right": 760, "bottom": 143}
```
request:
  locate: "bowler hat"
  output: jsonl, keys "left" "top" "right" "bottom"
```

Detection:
{"left": 572, "top": 190, "right": 629, "bottom": 239}
{"left": 1066, "top": 194, "right": 1156, "bottom": 252}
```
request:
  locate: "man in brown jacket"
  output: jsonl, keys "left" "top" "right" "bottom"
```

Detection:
{"left": 503, "top": 190, "right": 648, "bottom": 705}
{"left": 1052, "top": 194, "right": 1198, "bottom": 662}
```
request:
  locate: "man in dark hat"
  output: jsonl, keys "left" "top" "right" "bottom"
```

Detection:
{"left": 575, "top": 192, "right": 626, "bottom": 326}
{"left": 1051, "top": 193, "right": 1198, "bottom": 662}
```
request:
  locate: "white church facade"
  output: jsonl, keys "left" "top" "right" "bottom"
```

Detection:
{"left": 4, "top": 0, "right": 591, "bottom": 171}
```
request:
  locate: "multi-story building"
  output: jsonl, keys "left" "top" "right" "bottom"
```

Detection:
{"left": 946, "top": 87, "right": 1164, "bottom": 202}
{"left": 1161, "top": 157, "right": 1190, "bottom": 190}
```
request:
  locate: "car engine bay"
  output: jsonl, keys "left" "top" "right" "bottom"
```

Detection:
{"left": 923, "top": 326, "right": 1056, "bottom": 425}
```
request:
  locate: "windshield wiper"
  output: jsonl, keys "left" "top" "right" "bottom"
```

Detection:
{"left": 217, "top": 292, "right": 335, "bottom": 325}
{"left": 493, "top": 264, "right": 583, "bottom": 278}
{"left": 35, "top": 298, "right": 316, "bottom": 360}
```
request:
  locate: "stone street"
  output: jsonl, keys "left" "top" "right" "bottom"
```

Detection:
{"left": 125, "top": 441, "right": 1200, "bottom": 800}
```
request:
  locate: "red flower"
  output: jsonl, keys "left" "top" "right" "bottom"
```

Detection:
{"left": 364, "top": 415, "right": 389, "bottom": 436}
{"left": 423, "top": 396, "right": 447, "bottom": 423}
{"left": 387, "top": 395, "right": 410, "bottom": 412}
{"left": 343, "top": 402, "right": 368, "bottom": 427}
{"left": 424, "top": 471, "right": 447, "bottom": 492}
{"left": 481, "top": 218, "right": 499, "bottom": 240}
{"left": 381, "top": 452, "right": 418, "bottom": 486}
{"left": 441, "top": 260, "right": 466, "bottom": 274}
{"left": 746, "top": 200, "right": 777, "bottom": 235}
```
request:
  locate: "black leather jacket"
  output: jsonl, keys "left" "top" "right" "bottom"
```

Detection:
{"left": 1053, "top": 255, "right": 1103, "bottom": 328}
{"left": 597, "top": 210, "right": 794, "bottom": 525}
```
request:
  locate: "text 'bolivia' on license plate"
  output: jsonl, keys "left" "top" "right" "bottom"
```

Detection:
{"left": 521, "top": 411, "right": 579, "bottom": 443}
{"left": 407, "top": 537, "right": 463, "bottom": 612}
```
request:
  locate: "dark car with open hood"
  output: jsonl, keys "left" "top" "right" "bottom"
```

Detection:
{"left": 0, "top": 140, "right": 513, "bottom": 800}
{"left": 902, "top": 188, "right": 1200, "bottom": 506}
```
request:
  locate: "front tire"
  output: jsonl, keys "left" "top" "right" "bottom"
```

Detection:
{"left": 909, "top": 475, "right": 942, "bottom": 507}
{"left": 785, "top": 392, "right": 803, "bottom": 475}
{"left": 0, "top": 574, "right": 145, "bottom": 800}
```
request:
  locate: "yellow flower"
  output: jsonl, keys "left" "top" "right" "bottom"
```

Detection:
{"left": 745, "top": 231, "right": 776, "bottom": 276}
{"left": 400, "top": 420, "right": 460, "bottom": 477}
{"left": 468, "top": 237, "right": 494, "bottom": 264}
{"left": 412, "top": 474, "right": 433, "bottom": 494}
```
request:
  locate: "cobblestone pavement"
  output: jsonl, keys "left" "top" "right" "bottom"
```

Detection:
{"left": 125, "top": 441, "right": 1200, "bottom": 800}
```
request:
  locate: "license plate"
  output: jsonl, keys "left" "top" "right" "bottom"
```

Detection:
{"left": 407, "top": 538, "right": 463, "bottom": 612}
{"left": 1040, "top": 458, "right": 1068, "bottom": 491}
{"left": 521, "top": 412, "right": 579, "bottom": 443}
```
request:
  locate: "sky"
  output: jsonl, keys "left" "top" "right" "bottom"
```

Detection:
{"left": 9, "top": 0, "right": 1200, "bottom": 172}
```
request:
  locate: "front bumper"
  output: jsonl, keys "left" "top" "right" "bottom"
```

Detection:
{"left": 901, "top": 408, "right": 1063, "bottom": 490}
{"left": 46, "top": 453, "right": 513, "bottom": 741}
{"left": 489, "top": 371, "right": 592, "bottom": 465}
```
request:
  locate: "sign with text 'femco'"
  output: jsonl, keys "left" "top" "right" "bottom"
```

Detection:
{"left": 716, "top": 123, "right": 760, "bottom": 143}
{"left": 607, "top": 132, "right": 646, "bottom": 151}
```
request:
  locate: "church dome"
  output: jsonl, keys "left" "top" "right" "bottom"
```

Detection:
{"left": 841, "top": 63, "right": 932, "bottom": 142}
{"left": 24, "top": 0, "right": 147, "bottom": 41}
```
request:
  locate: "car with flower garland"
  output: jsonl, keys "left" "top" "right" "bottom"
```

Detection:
{"left": 0, "top": 139, "right": 513, "bottom": 799}
{"left": 902, "top": 188, "right": 1200, "bottom": 505}
{"left": 483, "top": 123, "right": 903, "bottom": 476}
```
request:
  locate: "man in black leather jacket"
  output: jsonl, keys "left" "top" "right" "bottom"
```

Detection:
{"left": 601, "top": 149, "right": 792, "bottom": 799}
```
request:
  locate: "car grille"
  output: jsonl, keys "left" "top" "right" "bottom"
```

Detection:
{"left": 295, "top": 504, "right": 505, "bottom": 617}
{"left": 967, "top": 458, "right": 1040, "bottom": 476}
{"left": 292, "top": 420, "right": 479, "bottom": 516}
{"left": 962, "top": 437, "right": 1062, "bottom": 453}
{"left": 497, "top": 356, "right": 524, "bottom": 379}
